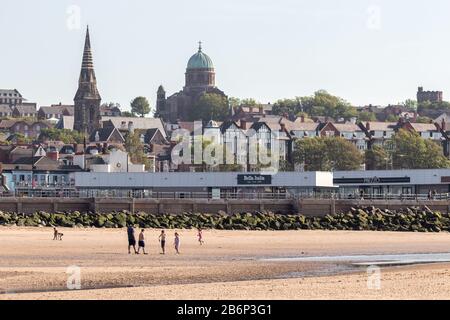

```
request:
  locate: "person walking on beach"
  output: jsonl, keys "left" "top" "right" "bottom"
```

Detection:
{"left": 127, "top": 225, "right": 137, "bottom": 254}
{"left": 159, "top": 230, "right": 166, "bottom": 255}
{"left": 197, "top": 228, "right": 204, "bottom": 245}
{"left": 137, "top": 229, "right": 148, "bottom": 255}
{"left": 174, "top": 232, "right": 180, "bottom": 254}
{"left": 53, "top": 227, "right": 58, "bottom": 240}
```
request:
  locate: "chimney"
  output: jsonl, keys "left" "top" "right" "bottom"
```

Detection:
{"left": 47, "top": 151, "right": 59, "bottom": 161}
{"left": 442, "top": 118, "right": 447, "bottom": 131}
{"left": 128, "top": 121, "right": 134, "bottom": 133}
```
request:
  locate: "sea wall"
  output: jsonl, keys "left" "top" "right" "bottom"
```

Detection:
{"left": 1, "top": 197, "right": 450, "bottom": 215}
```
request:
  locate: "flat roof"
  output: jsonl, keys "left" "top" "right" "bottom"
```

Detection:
{"left": 74, "top": 172, "right": 334, "bottom": 188}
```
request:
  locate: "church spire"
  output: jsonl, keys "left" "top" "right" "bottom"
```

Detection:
{"left": 82, "top": 26, "right": 94, "bottom": 70}
{"left": 198, "top": 41, "right": 202, "bottom": 52}
{"left": 74, "top": 25, "right": 101, "bottom": 134}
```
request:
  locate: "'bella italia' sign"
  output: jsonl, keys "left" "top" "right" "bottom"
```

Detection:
{"left": 237, "top": 174, "right": 272, "bottom": 185}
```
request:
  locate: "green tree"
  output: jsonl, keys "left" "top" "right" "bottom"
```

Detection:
{"left": 124, "top": 131, "right": 150, "bottom": 170}
{"left": 121, "top": 111, "right": 134, "bottom": 117}
{"left": 386, "top": 114, "right": 400, "bottom": 122}
{"left": 190, "top": 93, "right": 229, "bottom": 121}
{"left": 101, "top": 102, "right": 121, "bottom": 109}
{"left": 400, "top": 99, "right": 417, "bottom": 110}
{"left": 365, "top": 145, "right": 390, "bottom": 170}
{"left": 130, "top": 97, "right": 151, "bottom": 118}
{"left": 272, "top": 91, "right": 357, "bottom": 121}
{"left": 418, "top": 100, "right": 450, "bottom": 114}
{"left": 358, "top": 111, "right": 377, "bottom": 122}
{"left": 39, "top": 128, "right": 84, "bottom": 144}
{"left": 10, "top": 133, "right": 32, "bottom": 144}
{"left": 415, "top": 116, "right": 433, "bottom": 124}
{"left": 292, "top": 137, "right": 363, "bottom": 171}
{"left": 391, "top": 129, "right": 450, "bottom": 169}
{"left": 272, "top": 97, "right": 303, "bottom": 119}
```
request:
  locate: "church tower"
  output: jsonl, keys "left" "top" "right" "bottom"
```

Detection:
{"left": 155, "top": 85, "right": 166, "bottom": 119}
{"left": 184, "top": 42, "right": 215, "bottom": 92}
{"left": 74, "top": 26, "right": 101, "bottom": 135}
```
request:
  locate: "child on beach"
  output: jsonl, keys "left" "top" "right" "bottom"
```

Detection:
{"left": 159, "top": 230, "right": 166, "bottom": 255}
{"left": 197, "top": 228, "right": 204, "bottom": 245}
{"left": 174, "top": 232, "right": 180, "bottom": 254}
{"left": 53, "top": 227, "right": 58, "bottom": 240}
{"left": 137, "top": 229, "right": 148, "bottom": 255}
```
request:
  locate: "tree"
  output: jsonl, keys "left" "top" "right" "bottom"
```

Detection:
{"left": 400, "top": 99, "right": 417, "bottom": 110}
{"left": 365, "top": 145, "right": 390, "bottom": 170}
{"left": 272, "top": 97, "right": 303, "bottom": 119}
{"left": 39, "top": 128, "right": 84, "bottom": 144}
{"left": 386, "top": 114, "right": 400, "bottom": 122}
{"left": 101, "top": 102, "right": 121, "bottom": 109}
{"left": 391, "top": 129, "right": 450, "bottom": 169}
{"left": 415, "top": 116, "right": 433, "bottom": 124}
{"left": 124, "top": 131, "right": 150, "bottom": 170}
{"left": 121, "top": 111, "right": 134, "bottom": 117}
{"left": 358, "top": 111, "right": 377, "bottom": 122}
{"left": 292, "top": 137, "right": 363, "bottom": 171}
{"left": 190, "top": 93, "right": 229, "bottom": 121}
{"left": 130, "top": 97, "right": 151, "bottom": 118}
{"left": 417, "top": 101, "right": 450, "bottom": 116}
{"left": 272, "top": 91, "right": 357, "bottom": 121}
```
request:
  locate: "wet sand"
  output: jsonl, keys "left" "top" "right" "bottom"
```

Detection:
{"left": 1, "top": 227, "right": 450, "bottom": 300}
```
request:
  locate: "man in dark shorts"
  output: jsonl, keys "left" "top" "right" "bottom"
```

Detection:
{"left": 137, "top": 229, "right": 148, "bottom": 255}
{"left": 159, "top": 230, "right": 166, "bottom": 255}
{"left": 127, "top": 225, "right": 137, "bottom": 254}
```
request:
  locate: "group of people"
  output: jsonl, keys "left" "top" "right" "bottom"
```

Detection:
{"left": 127, "top": 226, "right": 204, "bottom": 255}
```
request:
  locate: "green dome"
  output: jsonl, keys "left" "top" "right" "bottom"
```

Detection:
{"left": 187, "top": 43, "right": 214, "bottom": 70}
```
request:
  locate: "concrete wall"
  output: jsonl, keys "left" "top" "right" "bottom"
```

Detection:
{"left": 1, "top": 197, "right": 450, "bottom": 215}
{"left": 0, "top": 198, "right": 294, "bottom": 215}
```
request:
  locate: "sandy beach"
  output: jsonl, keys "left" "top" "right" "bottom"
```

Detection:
{"left": 1, "top": 227, "right": 450, "bottom": 300}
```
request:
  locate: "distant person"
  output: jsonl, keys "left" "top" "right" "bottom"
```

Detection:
{"left": 197, "top": 228, "right": 204, "bottom": 245}
{"left": 174, "top": 232, "right": 180, "bottom": 254}
{"left": 428, "top": 190, "right": 432, "bottom": 200}
{"left": 360, "top": 190, "right": 364, "bottom": 200}
{"left": 432, "top": 190, "right": 437, "bottom": 200}
{"left": 137, "top": 229, "right": 148, "bottom": 255}
{"left": 127, "top": 225, "right": 137, "bottom": 254}
{"left": 53, "top": 227, "right": 63, "bottom": 240}
{"left": 159, "top": 230, "right": 166, "bottom": 255}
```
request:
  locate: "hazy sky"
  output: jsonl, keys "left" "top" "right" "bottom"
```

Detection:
{"left": 1, "top": 0, "right": 450, "bottom": 111}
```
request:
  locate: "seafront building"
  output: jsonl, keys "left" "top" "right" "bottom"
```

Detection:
{"left": 3, "top": 167, "right": 450, "bottom": 200}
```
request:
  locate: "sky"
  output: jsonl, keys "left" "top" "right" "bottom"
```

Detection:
{"left": 1, "top": 0, "right": 450, "bottom": 111}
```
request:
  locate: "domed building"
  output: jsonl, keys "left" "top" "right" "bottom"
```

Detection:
{"left": 156, "top": 42, "right": 227, "bottom": 123}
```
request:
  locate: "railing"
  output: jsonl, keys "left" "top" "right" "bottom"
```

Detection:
{"left": 5, "top": 189, "right": 293, "bottom": 200}
{"left": 332, "top": 193, "right": 450, "bottom": 201}
{"left": 2, "top": 189, "right": 450, "bottom": 201}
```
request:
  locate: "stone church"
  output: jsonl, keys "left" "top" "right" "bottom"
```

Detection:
{"left": 156, "top": 43, "right": 227, "bottom": 124}
{"left": 74, "top": 26, "right": 101, "bottom": 135}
